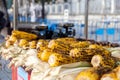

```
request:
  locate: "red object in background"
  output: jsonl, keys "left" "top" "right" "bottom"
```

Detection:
{"left": 12, "top": 65, "right": 17, "bottom": 80}
{"left": 12, "top": 65, "right": 31, "bottom": 80}
{"left": 28, "top": 73, "right": 31, "bottom": 80}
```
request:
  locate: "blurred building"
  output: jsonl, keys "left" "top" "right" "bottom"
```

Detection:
{"left": 45, "top": 0, "right": 120, "bottom": 20}
{"left": 7, "top": 0, "right": 120, "bottom": 21}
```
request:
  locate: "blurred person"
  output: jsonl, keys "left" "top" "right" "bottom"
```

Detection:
{"left": 0, "top": 0, "right": 12, "bottom": 39}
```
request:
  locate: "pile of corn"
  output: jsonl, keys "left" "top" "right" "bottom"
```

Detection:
{"left": 3, "top": 30, "right": 120, "bottom": 80}
{"left": 75, "top": 65, "right": 120, "bottom": 80}
{"left": 5, "top": 30, "right": 119, "bottom": 68}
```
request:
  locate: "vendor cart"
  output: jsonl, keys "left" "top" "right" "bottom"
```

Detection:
{"left": 5, "top": 0, "right": 120, "bottom": 80}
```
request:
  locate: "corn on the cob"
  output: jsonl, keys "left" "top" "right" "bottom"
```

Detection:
{"left": 69, "top": 48, "right": 111, "bottom": 62}
{"left": 56, "top": 37, "right": 77, "bottom": 45}
{"left": 36, "top": 39, "right": 49, "bottom": 50}
{"left": 37, "top": 40, "right": 49, "bottom": 60}
{"left": 101, "top": 72, "right": 118, "bottom": 80}
{"left": 37, "top": 51, "right": 42, "bottom": 60}
{"left": 5, "top": 36, "right": 17, "bottom": 48}
{"left": 71, "top": 41, "right": 90, "bottom": 48}
{"left": 12, "top": 30, "right": 38, "bottom": 40}
{"left": 18, "top": 39, "right": 29, "bottom": 49}
{"left": 48, "top": 40, "right": 69, "bottom": 49}
{"left": 75, "top": 68, "right": 100, "bottom": 80}
{"left": 113, "top": 66, "right": 120, "bottom": 80}
{"left": 48, "top": 53, "right": 75, "bottom": 67}
{"left": 56, "top": 37, "right": 77, "bottom": 42}
{"left": 76, "top": 67, "right": 111, "bottom": 80}
{"left": 9, "top": 36, "right": 17, "bottom": 43}
{"left": 29, "top": 41, "right": 37, "bottom": 49}
{"left": 48, "top": 40, "right": 71, "bottom": 55}
{"left": 91, "top": 55, "right": 116, "bottom": 69}
{"left": 40, "top": 48, "right": 53, "bottom": 62}
{"left": 89, "top": 44, "right": 103, "bottom": 49}
{"left": 69, "top": 48, "right": 94, "bottom": 61}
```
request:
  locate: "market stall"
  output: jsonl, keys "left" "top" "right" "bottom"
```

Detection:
{"left": 1, "top": 0, "right": 120, "bottom": 80}
{"left": 0, "top": 30, "right": 120, "bottom": 80}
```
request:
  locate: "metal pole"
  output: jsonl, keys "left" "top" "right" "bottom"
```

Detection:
{"left": 13, "top": 0, "right": 18, "bottom": 30}
{"left": 41, "top": 0, "right": 45, "bottom": 19}
{"left": 25, "top": 0, "right": 28, "bottom": 22}
{"left": 84, "top": 0, "right": 89, "bottom": 40}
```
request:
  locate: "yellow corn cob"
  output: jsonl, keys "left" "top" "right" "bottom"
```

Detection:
{"left": 37, "top": 43, "right": 48, "bottom": 60}
{"left": 37, "top": 50, "right": 43, "bottom": 60}
{"left": 48, "top": 40, "right": 71, "bottom": 55}
{"left": 56, "top": 37, "right": 77, "bottom": 42}
{"left": 9, "top": 35, "right": 17, "bottom": 43}
{"left": 40, "top": 48, "right": 53, "bottom": 62}
{"left": 91, "top": 55, "right": 116, "bottom": 69}
{"left": 29, "top": 41, "right": 37, "bottom": 49}
{"left": 113, "top": 66, "right": 120, "bottom": 80}
{"left": 69, "top": 48, "right": 111, "bottom": 62}
{"left": 19, "top": 39, "right": 29, "bottom": 48}
{"left": 5, "top": 35, "right": 18, "bottom": 47}
{"left": 37, "top": 47, "right": 52, "bottom": 62}
{"left": 36, "top": 39, "right": 49, "bottom": 50}
{"left": 56, "top": 37, "right": 77, "bottom": 45}
{"left": 12, "top": 30, "right": 38, "bottom": 40}
{"left": 76, "top": 67, "right": 111, "bottom": 80}
{"left": 101, "top": 72, "right": 118, "bottom": 80}
{"left": 75, "top": 68, "right": 100, "bottom": 80}
{"left": 48, "top": 40, "right": 70, "bottom": 49}
{"left": 89, "top": 44, "right": 103, "bottom": 49}
{"left": 37, "top": 40, "right": 49, "bottom": 60}
{"left": 48, "top": 53, "right": 74, "bottom": 67}
{"left": 71, "top": 41, "right": 90, "bottom": 48}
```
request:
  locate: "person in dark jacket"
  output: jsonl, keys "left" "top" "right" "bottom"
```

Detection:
{"left": 0, "top": 0, "right": 11, "bottom": 35}
{"left": 0, "top": 11, "right": 6, "bottom": 30}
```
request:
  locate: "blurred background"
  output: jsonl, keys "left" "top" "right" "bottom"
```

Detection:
{"left": 6, "top": 0, "right": 120, "bottom": 42}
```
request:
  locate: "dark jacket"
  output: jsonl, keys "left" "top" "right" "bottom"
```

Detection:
{"left": 0, "top": 0, "right": 11, "bottom": 34}
{"left": 0, "top": 11, "right": 6, "bottom": 29}
{"left": 0, "top": 0, "right": 12, "bottom": 35}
